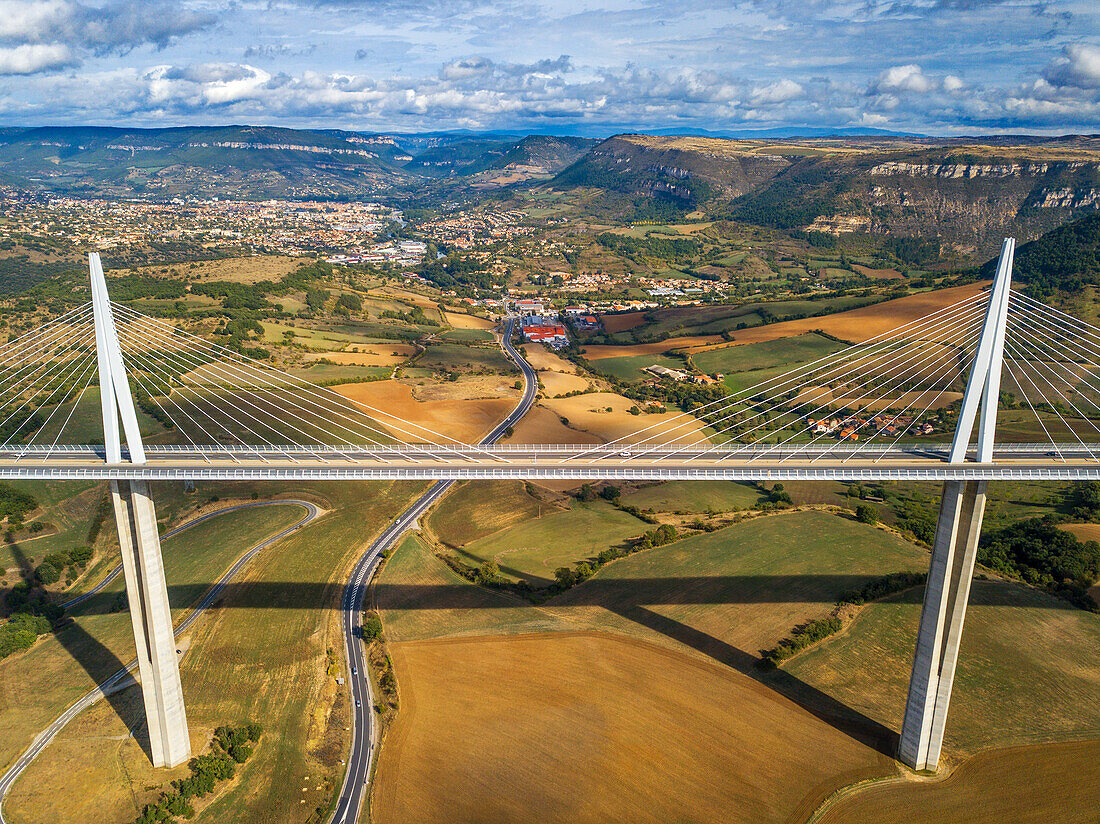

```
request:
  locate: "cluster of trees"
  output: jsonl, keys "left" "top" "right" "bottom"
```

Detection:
{"left": 414, "top": 254, "right": 493, "bottom": 291}
{"left": 1000, "top": 211, "right": 1100, "bottom": 296}
{"left": 35, "top": 545, "right": 93, "bottom": 586}
{"left": 0, "top": 612, "right": 52, "bottom": 660}
{"left": 334, "top": 292, "right": 362, "bottom": 315}
{"left": 758, "top": 483, "right": 792, "bottom": 509}
{"left": 760, "top": 570, "right": 929, "bottom": 668}
{"left": 1, "top": 577, "right": 66, "bottom": 661}
{"left": 727, "top": 162, "right": 845, "bottom": 230}
{"left": 0, "top": 483, "right": 37, "bottom": 528}
{"left": 305, "top": 287, "right": 328, "bottom": 314}
{"left": 838, "top": 571, "right": 926, "bottom": 606}
{"left": 884, "top": 236, "right": 940, "bottom": 266}
{"left": 979, "top": 517, "right": 1100, "bottom": 611}
{"left": 1066, "top": 480, "right": 1100, "bottom": 521}
{"left": 595, "top": 232, "right": 699, "bottom": 263}
{"left": 134, "top": 722, "right": 262, "bottom": 824}
{"left": 759, "top": 617, "right": 843, "bottom": 668}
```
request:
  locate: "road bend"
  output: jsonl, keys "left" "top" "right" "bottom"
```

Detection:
{"left": 330, "top": 317, "right": 535, "bottom": 824}
{"left": 0, "top": 499, "right": 322, "bottom": 820}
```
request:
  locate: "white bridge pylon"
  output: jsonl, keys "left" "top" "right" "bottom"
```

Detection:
{"left": 5, "top": 241, "right": 1095, "bottom": 773}
{"left": 90, "top": 253, "right": 191, "bottom": 768}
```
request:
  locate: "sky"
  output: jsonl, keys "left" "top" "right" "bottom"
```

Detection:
{"left": 1, "top": 0, "right": 1099, "bottom": 135}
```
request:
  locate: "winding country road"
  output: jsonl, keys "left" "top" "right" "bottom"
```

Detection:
{"left": 0, "top": 499, "right": 322, "bottom": 819}
{"left": 329, "top": 317, "right": 536, "bottom": 824}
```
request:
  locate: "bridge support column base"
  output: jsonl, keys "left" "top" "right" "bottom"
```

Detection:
{"left": 111, "top": 479, "right": 191, "bottom": 768}
{"left": 898, "top": 479, "right": 985, "bottom": 772}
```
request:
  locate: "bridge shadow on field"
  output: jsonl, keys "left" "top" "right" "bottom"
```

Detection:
{"left": 57, "top": 572, "right": 1078, "bottom": 759}
{"left": 4, "top": 541, "right": 152, "bottom": 760}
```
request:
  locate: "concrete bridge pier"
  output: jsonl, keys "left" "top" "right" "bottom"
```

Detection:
{"left": 111, "top": 479, "right": 191, "bottom": 768}
{"left": 897, "top": 479, "right": 986, "bottom": 771}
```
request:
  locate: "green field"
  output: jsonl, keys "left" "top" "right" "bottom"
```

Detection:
{"left": 619, "top": 481, "right": 762, "bottom": 512}
{"left": 427, "top": 480, "right": 550, "bottom": 547}
{"left": 787, "top": 578, "right": 1100, "bottom": 755}
{"left": 377, "top": 533, "right": 568, "bottom": 642}
{"left": 439, "top": 328, "right": 495, "bottom": 343}
{"left": 458, "top": 500, "right": 649, "bottom": 586}
{"left": 417, "top": 342, "right": 516, "bottom": 374}
{"left": 549, "top": 510, "right": 930, "bottom": 658}
{"left": 692, "top": 333, "right": 848, "bottom": 376}
{"left": 0, "top": 498, "right": 308, "bottom": 783}
{"left": 589, "top": 352, "right": 689, "bottom": 382}
{"left": 3, "top": 480, "right": 429, "bottom": 824}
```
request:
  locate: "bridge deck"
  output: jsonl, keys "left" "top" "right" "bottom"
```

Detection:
{"left": 0, "top": 443, "right": 1096, "bottom": 481}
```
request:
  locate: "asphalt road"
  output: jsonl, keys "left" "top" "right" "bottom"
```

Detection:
{"left": 0, "top": 499, "right": 322, "bottom": 819}
{"left": 329, "top": 318, "right": 535, "bottom": 824}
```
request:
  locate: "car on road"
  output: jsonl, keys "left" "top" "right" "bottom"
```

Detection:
{"left": 355, "top": 699, "right": 361, "bottom": 708}
{"left": 351, "top": 666, "right": 357, "bottom": 675}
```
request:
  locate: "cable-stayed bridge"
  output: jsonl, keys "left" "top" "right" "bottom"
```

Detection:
{"left": 2, "top": 240, "right": 1098, "bottom": 784}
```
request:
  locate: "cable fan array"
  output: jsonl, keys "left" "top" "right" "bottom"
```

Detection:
{"left": 0, "top": 304, "right": 100, "bottom": 458}
{"left": 565, "top": 290, "right": 992, "bottom": 463}
{"left": 107, "top": 303, "right": 503, "bottom": 462}
{"left": 5, "top": 285, "right": 1100, "bottom": 465}
{"left": 1001, "top": 290, "right": 1100, "bottom": 460}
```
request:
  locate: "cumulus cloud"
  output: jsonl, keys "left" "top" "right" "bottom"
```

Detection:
{"left": 1, "top": 1, "right": 1099, "bottom": 133}
{"left": 872, "top": 64, "right": 934, "bottom": 94}
{"left": 1042, "top": 43, "right": 1100, "bottom": 90}
{"left": 750, "top": 78, "right": 804, "bottom": 104}
{"left": 0, "top": 0, "right": 214, "bottom": 74}
{"left": 0, "top": 42, "right": 73, "bottom": 74}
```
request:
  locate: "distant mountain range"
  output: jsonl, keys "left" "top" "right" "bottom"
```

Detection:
{"left": 0, "top": 125, "right": 595, "bottom": 199}
{"left": 1, "top": 124, "right": 1098, "bottom": 263}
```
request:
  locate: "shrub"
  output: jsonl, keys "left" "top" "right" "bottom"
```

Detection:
{"left": 34, "top": 562, "right": 60, "bottom": 585}
{"left": 362, "top": 614, "right": 383, "bottom": 643}
{"left": 854, "top": 504, "right": 879, "bottom": 525}
{"left": 760, "top": 616, "right": 843, "bottom": 668}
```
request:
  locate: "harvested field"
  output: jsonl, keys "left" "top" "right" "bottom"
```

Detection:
{"left": 410, "top": 374, "right": 518, "bottom": 402}
{"left": 792, "top": 387, "right": 964, "bottom": 413}
{"left": 372, "top": 632, "right": 891, "bottom": 824}
{"left": 600, "top": 312, "right": 646, "bottom": 333}
{"left": 582, "top": 284, "right": 987, "bottom": 361}
{"left": 1061, "top": 523, "right": 1100, "bottom": 544}
{"left": 817, "top": 739, "right": 1100, "bottom": 824}
{"left": 521, "top": 343, "right": 579, "bottom": 373}
{"left": 852, "top": 264, "right": 904, "bottom": 280}
{"left": 503, "top": 405, "right": 602, "bottom": 445}
{"left": 685, "top": 283, "right": 987, "bottom": 353}
{"left": 133, "top": 255, "right": 301, "bottom": 284}
{"left": 540, "top": 370, "right": 590, "bottom": 395}
{"left": 443, "top": 310, "right": 495, "bottom": 330}
{"left": 333, "top": 380, "right": 516, "bottom": 443}
{"left": 542, "top": 392, "right": 709, "bottom": 443}
{"left": 583, "top": 335, "right": 721, "bottom": 360}
{"left": 304, "top": 345, "right": 414, "bottom": 367}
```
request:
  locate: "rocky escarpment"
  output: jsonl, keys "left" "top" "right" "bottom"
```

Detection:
{"left": 552, "top": 134, "right": 791, "bottom": 202}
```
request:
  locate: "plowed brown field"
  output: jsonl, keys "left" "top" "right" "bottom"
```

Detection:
{"left": 372, "top": 632, "right": 892, "bottom": 824}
